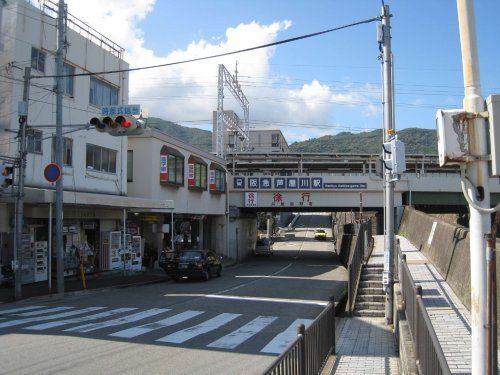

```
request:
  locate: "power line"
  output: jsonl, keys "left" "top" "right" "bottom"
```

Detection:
{"left": 31, "top": 16, "right": 381, "bottom": 79}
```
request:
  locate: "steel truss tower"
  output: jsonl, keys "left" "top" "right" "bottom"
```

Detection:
{"left": 216, "top": 64, "right": 250, "bottom": 158}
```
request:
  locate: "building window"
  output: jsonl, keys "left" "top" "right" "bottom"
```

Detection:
{"left": 52, "top": 137, "right": 73, "bottom": 166}
{"left": 194, "top": 163, "right": 207, "bottom": 188}
{"left": 86, "top": 144, "right": 117, "bottom": 173}
{"left": 89, "top": 77, "right": 119, "bottom": 107}
{"left": 215, "top": 169, "right": 225, "bottom": 192}
{"left": 63, "top": 63, "right": 75, "bottom": 97}
{"left": 228, "top": 134, "right": 235, "bottom": 148}
{"left": 31, "top": 47, "right": 45, "bottom": 73}
{"left": 272, "top": 133, "right": 280, "bottom": 147}
{"left": 27, "top": 129, "right": 42, "bottom": 153}
{"left": 127, "top": 150, "right": 133, "bottom": 182}
{"left": 167, "top": 154, "right": 184, "bottom": 185}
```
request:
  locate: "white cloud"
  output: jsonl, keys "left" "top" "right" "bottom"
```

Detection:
{"left": 65, "top": 1, "right": 379, "bottom": 143}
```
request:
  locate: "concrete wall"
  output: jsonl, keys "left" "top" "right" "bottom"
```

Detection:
{"left": 228, "top": 217, "right": 258, "bottom": 261}
{"left": 0, "top": 1, "right": 129, "bottom": 195}
{"left": 398, "top": 206, "right": 499, "bottom": 313}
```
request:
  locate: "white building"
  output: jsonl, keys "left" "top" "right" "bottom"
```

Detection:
{"left": 212, "top": 110, "right": 290, "bottom": 154}
{"left": 0, "top": 0, "right": 169, "bottom": 280}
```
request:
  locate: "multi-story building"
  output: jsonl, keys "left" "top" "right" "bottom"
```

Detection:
{"left": 0, "top": 0, "right": 170, "bottom": 280}
{"left": 212, "top": 110, "right": 290, "bottom": 154}
{"left": 128, "top": 128, "right": 228, "bottom": 259}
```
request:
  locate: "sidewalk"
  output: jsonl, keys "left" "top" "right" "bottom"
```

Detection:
{"left": 398, "top": 235, "right": 500, "bottom": 374}
{"left": 0, "top": 268, "right": 168, "bottom": 304}
{"left": 330, "top": 235, "right": 400, "bottom": 375}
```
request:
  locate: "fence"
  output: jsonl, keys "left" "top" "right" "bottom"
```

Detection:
{"left": 264, "top": 297, "right": 335, "bottom": 375}
{"left": 396, "top": 241, "right": 451, "bottom": 375}
{"left": 346, "top": 220, "right": 373, "bottom": 314}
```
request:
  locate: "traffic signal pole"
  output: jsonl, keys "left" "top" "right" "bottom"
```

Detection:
{"left": 381, "top": 5, "right": 395, "bottom": 325}
{"left": 456, "top": 1, "right": 490, "bottom": 373}
{"left": 55, "top": 0, "right": 67, "bottom": 295}
{"left": 14, "top": 67, "right": 31, "bottom": 300}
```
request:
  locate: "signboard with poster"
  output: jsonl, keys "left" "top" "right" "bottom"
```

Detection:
{"left": 245, "top": 192, "right": 258, "bottom": 207}
{"left": 160, "top": 152, "right": 168, "bottom": 183}
{"left": 188, "top": 163, "right": 195, "bottom": 187}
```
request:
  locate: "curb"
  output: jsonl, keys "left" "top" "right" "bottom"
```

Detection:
{"left": 12, "top": 276, "right": 170, "bottom": 304}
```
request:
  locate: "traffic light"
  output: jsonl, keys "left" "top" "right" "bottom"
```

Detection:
{"left": 89, "top": 115, "right": 146, "bottom": 136}
{"left": 0, "top": 164, "right": 14, "bottom": 189}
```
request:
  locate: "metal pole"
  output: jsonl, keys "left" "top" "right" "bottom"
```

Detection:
{"left": 381, "top": 4, "right": 395, "bottom": 325}
{"left": 170, "top": 209, "right": 174, "bottom": 251}
{"left": 55, "top": 0, "right": 66, "bottom": 295}
{"left": 122, "top": 208, "right": 126, "bottom": 274}
{"left": 48, "top": 203, "right": 52, "bottom": 292}
{"left": 14, "top": 67, "right": 31, "bottom": 300}
{"left": 457, "top": 1, "right": 490, "bottom": 373}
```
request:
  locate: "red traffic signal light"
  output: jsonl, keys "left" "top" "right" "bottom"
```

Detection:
{"left": 89, "top": 115, "right": 145, "bottom": 136}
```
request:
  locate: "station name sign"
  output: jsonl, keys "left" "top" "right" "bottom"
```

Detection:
{"left": 233, "top": 177, "right": 366, "bottom": 190}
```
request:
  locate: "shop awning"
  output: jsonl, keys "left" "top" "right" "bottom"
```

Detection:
{"left": 188, "top": 155, "right": 207, "bottom": 165}
{"left": 161, "top": 145, "right": 184, "bottom": 158}
{"left": 210, "top": 162, "right": 226, "bottom": 171}
{"left": 24, "top": 187, "right": 174, "bottom": 211}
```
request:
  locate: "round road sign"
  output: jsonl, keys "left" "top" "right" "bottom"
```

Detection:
{"left": 44, "top": 163, "right": 62, "bottom": 183}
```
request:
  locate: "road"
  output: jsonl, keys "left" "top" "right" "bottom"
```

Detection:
{"left": 0, "top": 213, "right": 346, "bottom": 375}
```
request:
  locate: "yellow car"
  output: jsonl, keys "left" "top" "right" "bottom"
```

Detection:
{"left": 314, "top": 229, "right": 327, "bottom": 240}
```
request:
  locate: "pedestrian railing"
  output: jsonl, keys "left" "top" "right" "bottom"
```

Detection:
{"left": 346, "top": 220, "right": 373, "bottom": 314}
{"left": 396, "top": 241, "right": 451, "bottom": 375}
{"left": 263, "top": 297, "right": 335, "bottom": 375}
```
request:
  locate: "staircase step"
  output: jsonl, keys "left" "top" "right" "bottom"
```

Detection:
{"left": 359, "top": 280, "right": 382, "bottom": 289}
{"left": 357, "top": 287, "right": 385, "bottom": 296}
{"left": 361, "top": 274, "right": 380, "bottom": 281}
{"left": 363, "top": 267, "right": 383, "bottom": 275}
{"left": 355, "top": 301, "right": 385, "bottom": 311}
{"left": 353, "top": 309, "right": 385, "bottom": 318}
{"left": 356, "top": 294, "right": 385, "bottom": 303}
{"left": 365, "top": 263, "right": 383, "bottom": 268}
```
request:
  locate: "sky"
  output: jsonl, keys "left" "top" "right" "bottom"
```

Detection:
{"left": 64, "top": 0, "right": 500, "bottom": 144}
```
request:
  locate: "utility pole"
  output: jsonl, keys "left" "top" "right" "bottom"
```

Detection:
{"left": 55, "top": 0, "right": 67, "bottom": 295}
{"left": 456, "top": 1, "right": 490, "bottom": 373}
{"left": 14, "top": 67, "right": 31, "bottom": 300}
{"left": 380, "top": 4, "right": 395, "bottom": 325}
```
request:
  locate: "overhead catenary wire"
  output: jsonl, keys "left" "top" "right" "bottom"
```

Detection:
{"left": 31, "top": 16, "right": 381, "bottom": 79}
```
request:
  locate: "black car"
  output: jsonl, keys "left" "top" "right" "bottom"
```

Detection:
{"left": 164, "top": 250, "right": 222, "bottom": 281}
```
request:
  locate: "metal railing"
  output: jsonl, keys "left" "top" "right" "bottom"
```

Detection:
{"left": 346, "top": 220, "right": 373, "bottom": 314}
{"left": 264, "top": 297, "right": 335, "bottom": 375}
{"left": 396, "top": 242, "right": 451, "bottom": 375}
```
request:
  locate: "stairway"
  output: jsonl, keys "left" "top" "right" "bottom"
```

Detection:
{"left": 353, "top": 264, "right": 385, "bottom": 317}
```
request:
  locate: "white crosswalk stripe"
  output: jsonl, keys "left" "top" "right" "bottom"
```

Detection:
{"left": 0, "top": 306, "right": 47, "bottom": 315}
{"left": 157, "top": 313, "right": 241, "bottom": 344}
{"left": 65, "top": 308, "right": 169, "bottom": 333}
{"left": 207, "top": 315, "right": 278, "bottom": 350}
{"left": 110, "top": 310, "right": 203, "bottom": 339}
{"left": 260, "top": 318, "right": 314, "bottom": 354}
{"left": 24, "top": 308, "right": 138, "bottom": 331}
{"left": 0, "top": 307, "right": 105, "bottom": 329}
{"left": 14, "top": 306, "right": 74, "bottom": 317}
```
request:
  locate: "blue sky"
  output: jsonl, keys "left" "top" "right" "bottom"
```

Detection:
{"left": 68, "top": 0, "right": 500, "bottom": 143}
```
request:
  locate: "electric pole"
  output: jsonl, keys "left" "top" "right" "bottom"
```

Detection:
{"left": 55, "top": 0, "right": 67, "bottom": 295}
{"left": 381, "top": 4, "right": 395, "bottom": 325}
{"left": 14, "top": 67, "right": 31, "bottom": 300}
{"left": 456, "top": 1, "right": 490, "bottom": 372}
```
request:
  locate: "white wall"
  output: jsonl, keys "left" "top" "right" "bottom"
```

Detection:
{"left": 0, "top": 0, "right": 129, "bottom": 195}
{"left": 128, "top": 130, "right": 227, "bottom": 215}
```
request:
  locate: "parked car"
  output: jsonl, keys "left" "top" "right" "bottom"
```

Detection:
{"left": 164, "top": 250, "right": 222, "bottom": 281}
{"left": 254, "top": 237, "right": 273, "bottom": 256}
{"left": 314, "top": 229, "right": 327, "bottom": 240}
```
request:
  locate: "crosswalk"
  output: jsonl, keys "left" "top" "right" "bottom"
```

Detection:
{"left": 0, "top": 304, "right": 314, "bottom": 355}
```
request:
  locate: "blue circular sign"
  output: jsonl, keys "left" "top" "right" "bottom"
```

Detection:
{"left": 44, "top": 163, "right": 62, "bottom": 183}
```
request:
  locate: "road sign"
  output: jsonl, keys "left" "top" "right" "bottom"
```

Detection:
{"left": 44, "top": 163, "right": 62, "bottom": 183}
{"left": 100, "top": 104, "right": 140, "bottom": 117}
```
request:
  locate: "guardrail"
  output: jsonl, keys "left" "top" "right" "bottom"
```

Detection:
{"left": 263, "top": 297, "right": 335, "bottom": 375}
{"left": 346, "top": 220, "right": 373, "bottom": 314}
{"left": 396, "top": 242, "right": 451, "bottom": 375}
